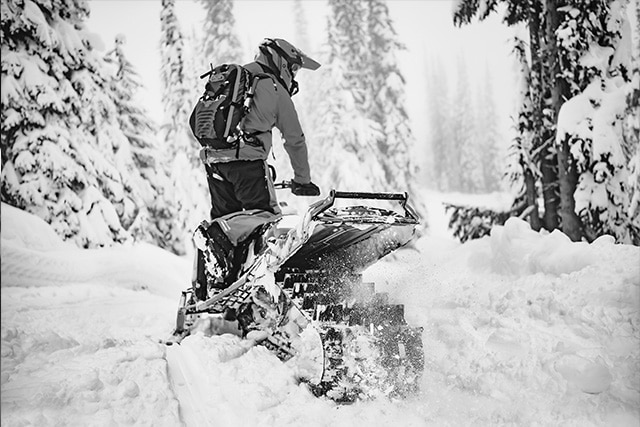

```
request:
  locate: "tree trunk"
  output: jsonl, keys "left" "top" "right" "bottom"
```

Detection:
{"left": 556, "top": 134, "right": 582, "bottom": 240}
{"left": 546, "top": 0, "right": 583, "bottom": 241}
{"left": 530, "top": 0, "right": 559, "bottom": 231}
{"left": 524, "top": 167, "right": 542, "bottom": 231}
{"left": 540, "top": 146, "right": 559, "bottom": 230}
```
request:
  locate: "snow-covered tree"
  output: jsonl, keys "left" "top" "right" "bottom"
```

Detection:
{"left": 311, "top": 0, "right": 385, "bottom": 193}
{"left": 103, "top": 35, "right": 181, "bottom": 251}
{"left": 622, "top": 0, "right": 640, "bottom": 243}
{"left": 425, "top": 57, "right": 451, "bottom": 190}
{"left": 292, "top": 0, "right": 426, "bottom": 225}
{"left": 1, "top": 0, "right": 157, "bottom": 249}
{"left": 426, "top": 54, "right": 502, "bottom": 195}
{"left": 505, "top": 35, "right": 543, "bottom": 230}
{"left": 455, "top": 0, "right": 562, "bottom": 230}
{"left": 160, "top": 0, "right": 209, "bottom": 254}
{"left": 454, "top": 0, "right": 637, "bottom": 243}
{"left": 198, "top": 0, "right": 242, "bottom": 68}
{"left": 453, "top": 55, "right": 483, "bottom": 193}
{"left": 329, "top": 0, "right": 370, "bottom": 109}
{"left": 555, "top": 0, "right": 636, "bottom": 243}
{"left": 292, "top": 0, "right": 312, "bottom": 53}
{"left": 476, "top": 63, "right": 503, "bottom": 192}
{"left": 364, "top": 0, "right": 418, "bottom": 194}
{"left": 289, "top": 0, "right": 316, "bottom": 140}
{"left": 160, "top": 0, "right": 197, "bottom": 160}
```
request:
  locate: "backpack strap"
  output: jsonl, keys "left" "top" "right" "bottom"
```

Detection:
{"left": 237, "top": 71, "right": 275, "bottom": 154}
{"left": 223, "top": 65, "right": 243, "bottom": 139}
{"left": 242, "top": 72, "right": 274, "bottom": 112}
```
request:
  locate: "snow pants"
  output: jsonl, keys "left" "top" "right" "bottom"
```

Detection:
{"left": 204, "top": 160, "right": 280, "bottom": 219}
{"left": 194, "top": 160, "right": 280, "bottom": 293}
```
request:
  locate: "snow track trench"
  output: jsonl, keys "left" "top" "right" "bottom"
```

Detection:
{"left": 165, "top": 345, "right": 212, "bottom": 427}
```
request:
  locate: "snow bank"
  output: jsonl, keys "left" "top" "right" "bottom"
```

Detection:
{"left": 367, "top": 211, "right": 639, "bottom": 426}
{"left": 2, "top": 203, "right": 69, "bottom": 251}
{"left": 489, "top": 217, "right": 599, "bottom": 275}
{"left": 1, "top": 202, "right": 189, "bottom": 299}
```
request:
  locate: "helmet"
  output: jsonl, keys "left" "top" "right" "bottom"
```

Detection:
{"left": 255, "top": 38, "right": 321, "bottom": 95}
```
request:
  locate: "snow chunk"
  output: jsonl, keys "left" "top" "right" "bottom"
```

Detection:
{"left": 554, "top": 354, "right": 613, "bottom": 394}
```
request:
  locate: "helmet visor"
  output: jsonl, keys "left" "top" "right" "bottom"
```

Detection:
{"left": 263, "top": 38, "right": 321, "bottom": 71}
{"left": 297, "top": 52, "right": 320, "bottom": 71}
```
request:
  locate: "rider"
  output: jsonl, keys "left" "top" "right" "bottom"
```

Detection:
{"left": 200, "top": 37, "right": 322, "bottom": 218}
{"left": 195, "top": 38, "right": 322, "bottom": 294}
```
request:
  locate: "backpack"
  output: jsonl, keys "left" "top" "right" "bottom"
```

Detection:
{"left": 189, "top": 64, "right": 268, "bottom": 153}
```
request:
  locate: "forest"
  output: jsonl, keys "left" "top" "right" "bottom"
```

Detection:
{"left": 1, "top": 0, "right": 638, "bottom": 253}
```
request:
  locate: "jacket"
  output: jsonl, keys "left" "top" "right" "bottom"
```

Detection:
{"left": 200, "top": 62, "right": 311, "bottom": 185}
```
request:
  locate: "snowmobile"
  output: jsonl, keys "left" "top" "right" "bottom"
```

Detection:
{"left": 163, "top": 183, "right": 425, "bottom": 403}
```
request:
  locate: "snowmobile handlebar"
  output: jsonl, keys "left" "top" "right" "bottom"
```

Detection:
{"left": 332, "top": 191, "right": 407, "bottom": 201}
{"left": 273, "top": 180, "right": 293, "bottom": 189}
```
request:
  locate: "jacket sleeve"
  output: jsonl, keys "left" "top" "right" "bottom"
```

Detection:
{"left": 275, "top": 92, "right": 311, "bottom": 184}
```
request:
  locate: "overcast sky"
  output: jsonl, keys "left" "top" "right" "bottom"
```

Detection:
{"left": 86, "top": 0, "right": 519, "bottom": 152}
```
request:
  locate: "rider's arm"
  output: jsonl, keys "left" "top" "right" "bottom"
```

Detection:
{"left": 275, "top": 93, "right": 311, "bottom": 184}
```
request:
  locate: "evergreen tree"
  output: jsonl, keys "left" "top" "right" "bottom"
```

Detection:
{"left": 456, "top": 0, "right": 560, "bottom": 230}
{"left": 160, "top": 0, "right": 197, "bottom": 161}
{"left": 554, "top": 0, "right": 635, "bottom": 243}
{"left": 311, "top": 0, "right": 385, "bottom": 193}
{"left": 103, "top": 35, "right": 180, "bottom": 251}
{"left": 198, "top": 0, "right": 242, "bottom": 67}
{"left": 454, "top": 0, "right": 636, "bottom": 243}
{"left": 622, "top": 0, "right": 640, "bottom": 243}
{"left": 184, "top": 27, "right": 204, "bottom": 115}
{"left": 1, "top": 0, "right": 152, "bottom": 248}
{"left": 505, "top": 35, "right": 543, "bottom": 230}
{"left": 476, "top": 63, "right": 503, "bottom": 192}
{"left": 453, "top": 55, "right": 483, "bottom": 193}
{"left": 330, "top": 0, "right": 370, "bottom": 109}
{"left": 535, "top": 0, "right": 560, "bottom": 231}
{"left": 292, "top": 0, "right": 312, "bottom": 53}
{"left": 425, "top": 57, "right": 450, "bottom": 190}
{"left": 289, "top": 0, "right": 316, "bottom": 158}
{"left": 545, "top": 0, "right": 580, "bottom": 239}
{"left": 426, "top": 55, "right": 501, "bottom": 194}
{"left": 364, "top": 0, "right": 418, "bottom": 194}
{"left": 160, "top": 0, "right": 209, "bottom": 254}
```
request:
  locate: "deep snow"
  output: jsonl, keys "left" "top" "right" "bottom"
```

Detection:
{"left": 1, "top": 192, "right": 639, "bottom": 426}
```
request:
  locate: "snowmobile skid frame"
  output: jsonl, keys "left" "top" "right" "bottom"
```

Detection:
{"left": 164, "top": 188, "right": 424, "bottom": 402}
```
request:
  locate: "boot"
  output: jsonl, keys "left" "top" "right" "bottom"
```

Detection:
{"left": 193, "top": 221, "right": 235, "bottom": 289}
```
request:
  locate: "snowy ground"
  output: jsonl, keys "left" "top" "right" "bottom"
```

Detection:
{"left": 2, "top": 193, "right": 639, "bottom": 426}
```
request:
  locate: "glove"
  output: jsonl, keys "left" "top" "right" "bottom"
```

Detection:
{"left": 291, "top": 180, "right": 320, "bottom": 196}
